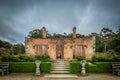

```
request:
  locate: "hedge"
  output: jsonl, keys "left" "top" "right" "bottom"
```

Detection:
{"left": 0, "top": 62, "right": 51, "bottom": 73}
{"left": 69, "top": 62, "right": 81, "bottom": 73}
{"left": 69, "top": 62, "right": 120, "bottom": 73}
{"left": 40, "top": 62, "right": 52, "bottom": 73}
{"left": 0, "top": 54, "right": 51, "bottom": 62}
{"left": 86, "top": 64, "right": 97, "bottom": 73}
{"left": 94, "top": 62, "right": 120, "bottom": 73}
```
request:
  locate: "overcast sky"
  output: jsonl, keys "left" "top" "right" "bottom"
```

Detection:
{"left": 0, "top": 0, "right": 120, "bottom": 44}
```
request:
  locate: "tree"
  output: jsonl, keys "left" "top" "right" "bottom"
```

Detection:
{"left": 12, "top": 44, "right": 25, "bottom": 55}
{"left": 27, "top": 29, "right": 42, "bottom": 38}
{"left": 107, "top": 27, "right": 120, "bottom": 54}
{"left": 100, "top": 27, "right": 114, "bottom": 52}
{"left": 0, "top": 40, "right": 13, "bottom": 55}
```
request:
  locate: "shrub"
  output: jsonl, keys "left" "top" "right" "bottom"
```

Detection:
{"left": 92, "top": 53, "right": 120, "bottom": 62}
{"left": 94, "top": 62, "right": 120, "bottom": 73}
{"left": 69, "top": 62, "right": 120, "bottom": 73}
{"left": 69, "top": 62, "right": 81, "bottom": 73}
{"left": 76, "top": 55, "right": 86, "bottom": 61}
{"left": 86, "top": 63, "right": 97, "bottom": 73}
{"left": 18, "top": 55, "right": 30, "bottom": 62}
{"left": 35, "top": 54, "right": 42, "bottom": 60}
{"left": 28, "top": 55, "right": 36, "bottom": 62}
{"left": 113, "top": 54, "right": 120, "bottom": 62}
{"left": 0, "top": 54, "right": 51, "bottom": 62}
{"left": 0, "top": 62, "right": 52, "bottom": 73}
{"left": 8, "top": 55, "right": 20, "bottom": 62}
{"left": 1, "top": 55, "right": 11, "bottom": 62}
{"left": 0, "top": 62, "right": 35, "bottom": 72}
{"left": 40, "top": 62, "right": 51, "bottom": 73}
{"left": 42, "top": 54, "right": 50, "bottom": 60}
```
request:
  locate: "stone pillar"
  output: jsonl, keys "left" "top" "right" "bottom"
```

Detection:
{"left": 35, "top": 60, "right": 41, "bottom": 75}
{"left": 81, "top": 60, "right": 86, "bottom": 76}
{"left": 42, "top": 27, "right": 46, "bottom": 38}
{"left": 72, "top": 26, "right": 76, "bottom": 38}
{"left": 92, "top": 36, "right": 96, "bottom": 53}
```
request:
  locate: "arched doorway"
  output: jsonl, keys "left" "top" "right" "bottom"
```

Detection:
{"left": 56, "top": 44, "right": 64, "bottom": 59}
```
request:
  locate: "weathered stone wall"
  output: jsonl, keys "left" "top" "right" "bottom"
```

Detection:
{"left": 25, "top": 38, "right": 95, "bottom": 59}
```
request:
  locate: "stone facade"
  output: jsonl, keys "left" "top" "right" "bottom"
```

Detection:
{"left": 25, "top": 27, "right": 95, "bottom": 59}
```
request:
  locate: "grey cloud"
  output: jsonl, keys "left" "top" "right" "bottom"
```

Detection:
{"left": 0, "top": 0, "right": 119, "bottom": 43}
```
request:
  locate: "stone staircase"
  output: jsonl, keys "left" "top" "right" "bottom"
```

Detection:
{"left": 44, "top": 59, "right": 78, "bottom": 79}
{"left": 51, "top": 59, "right": 70, "bottom": 74}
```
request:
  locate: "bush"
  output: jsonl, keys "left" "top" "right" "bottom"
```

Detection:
{"left": 0, "top": 62, "right": 52, "bottom": 73}
{"left": 0, "top": 62, "right": 35, "bottom": 72}
{"left": 42, "top": 54, "right": 50, "bottom": 60}
{"left": 69, "top": 62, "right": 81, "bottom": 73}
{"left": 86, "top": 63, "right": 97, "bottom": 73}
{"left": 0, "top": 54, "right": 51, "bottom": 62}
{"left": 76, "top": 55, "right": 86, "bottom": 61}
{"left": 113, "top": 54, "right": 120, "bottom": 62}
{"left": 92, "top": 53, "right": 120, "bottom": 62}
{"left": 94, "top": 62, "right": 120, "bottom": 73}
{"left": 40, "top": 62, "right": 52, "bottom": 73}
{"left": 69, "top": 62, "right": 120, "bottom": 73}
{"left": 18, "top": 55, "right": 30, "bottom": 62}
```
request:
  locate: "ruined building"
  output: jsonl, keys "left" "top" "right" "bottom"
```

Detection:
{"left": 25, "top": 27, "right": 95, "bottom": 59}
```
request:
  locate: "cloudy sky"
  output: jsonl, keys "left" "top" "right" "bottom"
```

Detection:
{"left": 0, "top": 0, "right": 120, "bottom": 44}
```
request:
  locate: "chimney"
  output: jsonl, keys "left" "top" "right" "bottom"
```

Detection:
{"left": 73, "top": 26, "right": 76, "bottom": 38}
{"left": 42, "top": 27, "right": 46, "bottom": 38}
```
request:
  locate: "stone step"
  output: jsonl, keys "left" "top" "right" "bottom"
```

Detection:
{"left": 53, "top": 62, "right": 68, "bottom": 64}
{"left": 52, "top": 66, "right": 69, "bottom": 69}
{"left": 52, "top": 65, "right": 68, "bottom": 67}
{"left": 44, "top": 74, "right": 78, "bottom": 79}
{"left": 52, "top": 68, "right": 69, "bottom": 71}
{"left": 53, "top": 61, "right": 68, "bottom": 63}
{"left": 50, "top": 71, "right": 70, "bottom": 74}
{"left": 52, "top": 64, "right": 68, "bottom": 66}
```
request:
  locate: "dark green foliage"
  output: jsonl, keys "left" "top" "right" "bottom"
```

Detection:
{"left": 35, "top": 54, "right": 42, "bottom": 60}
{"left": 94, "top": 62, "right": 120, "bottom": 73}
{"left": 0, "top": 41, "right": 25, "bottom": 55}
{"left": 113, "top": 55, "right": 120, "bottom": 62}
{"left": 76, "top": 55, "right": 86, "bottom": 61}
{"left": 28, "top": 29, "right": 42, "bottom": 38}
{"left": 42, "top": 54, "right": 50, "bottom": 61}
{"left": 0, "top": 62, "right": 35, "bottom": 72}
{"left": 12, "top": 44, "right": 25, "bottom": 54}
{"left": 0, "top": 40, "right": 12, "bottom": 49}
{"left": 0, "top": 62, "right": 51, "bottom": 73}
{"left": 92, "top": 53, "right": 120, "bottom": 62}
{"left": 86, "top": 64, "right": 97, "bottom": 73}
{"left": 69, "top": 62, "right": 120, "bottom": 73}
{"left": 107, "top": 33, "right": 120, "bottom": 54}
{"left": 35, "top": 54, "right": 50, "bottom": 62}
{"left": 69, "top": 62, "right": 81, "bottom": 73}
{"left": 40, "top": 62, "right": 52, "bottom": 73}
{"left": 18, "top": 55, "right": 30, "bottom": 62}
{"left": 0, "top": 54, "right": 51, "bottom": 62}
{"left": 94, "top": 62, "right": 112, "bottom": 73}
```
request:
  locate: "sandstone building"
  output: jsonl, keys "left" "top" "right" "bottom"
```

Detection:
{"left": 25, "top": 27, "right": 95, "bottom": 59}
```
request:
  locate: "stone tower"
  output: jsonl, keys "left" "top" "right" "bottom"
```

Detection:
{"left": 42, "top": 27, "right": 46, "bottom": 38}
{"left": 73, "top": 26, "right": 76, "bottom": 38}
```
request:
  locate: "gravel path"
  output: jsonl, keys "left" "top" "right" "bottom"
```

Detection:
{"left": 0, "top": 73, "right": 120, "bottom": 80}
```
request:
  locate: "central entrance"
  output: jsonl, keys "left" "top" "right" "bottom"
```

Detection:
{"left": 56, "top": 44, "right": 64, "bottom": 59}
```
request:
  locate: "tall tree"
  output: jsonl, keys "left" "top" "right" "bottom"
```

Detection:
{"left": 107, "top": 27, "right": 120, "bottom": 54}
{"left": 100, "top": 27, "right": 114, "bottom": 52}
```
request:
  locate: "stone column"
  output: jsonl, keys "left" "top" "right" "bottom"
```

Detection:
{"left": 92, "top": 36, "right": 96, "bottom": 53}
{"left": 42, "top": 27, "right": 46, "bottom": 38}
{"left": 81, "top": 60, "right": 86, "bottom": 76}
{"left": 72, "top": 26, "right": 76, "bottom": 38}
{"left": 35, "top": 60, "right": 41, "bottom": 75}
